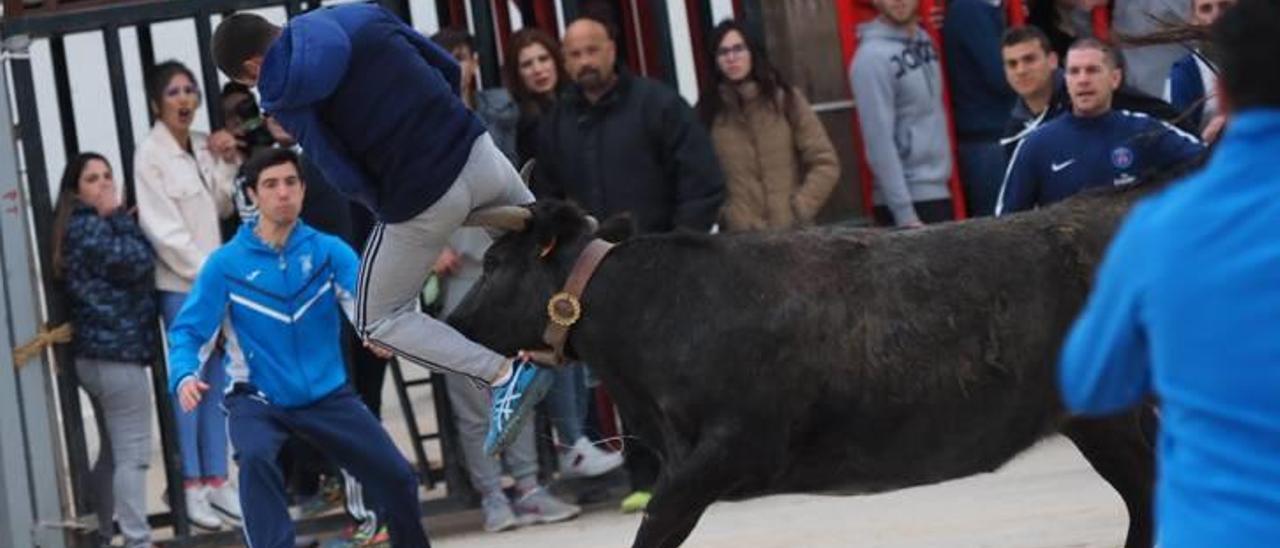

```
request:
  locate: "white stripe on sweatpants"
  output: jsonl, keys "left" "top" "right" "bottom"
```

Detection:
{"left": 355, "top": 133, "right": 534, "bottom": 384}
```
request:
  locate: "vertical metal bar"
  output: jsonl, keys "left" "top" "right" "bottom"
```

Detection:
{"left": 26, "top": 34, "right": 95, "bottom": 520}
{"left": 470, "top": 0, "right": 501, "bottom": 89}
{"left": 561, "top": 0, "right": 579, "bottom": 22}
{"left": 49, "top": 35, "right": 79, "bottom": 157}
{"left": 739, "top": 0, "right": 765, "bottom": 52}
{"left": 491, "top": 0, "right": 512, "bottom": 67}
{"left": 102, "top": 26, "right": 137, "bottom": 204}
{"left": 149, "top": 347, "right": 191, "bottom": 540}
{"left": 194, "top": 12, "right": 223, "bottom": 132}
{"left": 136, "top": 24, "right": 157, "bottom": 127}
{"left": 388, "top": 360, "right": 434, "bottom": 485}
{"left": 1, "top": 34, "right": 70, "bottom": 548}
{"left": 285, "top": 0, "right": 303, "bottom": 18}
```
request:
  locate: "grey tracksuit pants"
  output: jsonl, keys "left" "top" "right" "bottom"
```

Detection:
{"left": 355, "top": 133, "right": 534, "bottom": 384}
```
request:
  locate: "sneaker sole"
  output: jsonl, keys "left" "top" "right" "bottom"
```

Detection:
{"left": 486, "top": 370, "right": 554, "bottom": 456}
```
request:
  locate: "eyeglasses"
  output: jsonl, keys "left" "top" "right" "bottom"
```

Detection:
{"left": 164, "top": 85, "right": 201, "bottom": 99}
{"left": 716, "top": 43, "right": 748, "bottom": 59}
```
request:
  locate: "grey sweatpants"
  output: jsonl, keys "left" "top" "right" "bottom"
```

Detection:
{"left": 356, "top": 133, "right": 534, "bottom": 384}
{"left": 77, "top": 359, "right": 154, "bottom": 548}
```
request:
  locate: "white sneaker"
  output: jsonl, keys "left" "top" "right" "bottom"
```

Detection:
{"left": 208, "top": 481, "right": 243, "bottom": 523}
{"left": 184, "top": 486, "right": 223, "bottom": 531}
{"left": 558, "top": 437, "right": 624, "bottom": 479}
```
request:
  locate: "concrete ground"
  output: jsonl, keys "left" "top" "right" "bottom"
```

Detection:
{"left": 78, "top": 365, "right": 1129, "bottom": 547}
{"left": 431, "top": 436, "right": 1128, "bottom": 548}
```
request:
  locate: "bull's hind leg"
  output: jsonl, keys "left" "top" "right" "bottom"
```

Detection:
{"left": 1062, "top": 407, "right": 1156, "bottom": 548}
{"left": 630, "top": 428, "right": 782, "bottom": 548}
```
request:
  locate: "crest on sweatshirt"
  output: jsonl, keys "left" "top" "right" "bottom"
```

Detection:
{"left": 1111, "top": 146, "right": 1135, "bottom": 169}
{"left": 300, "top": 254, "right": 313, "bottom": 276}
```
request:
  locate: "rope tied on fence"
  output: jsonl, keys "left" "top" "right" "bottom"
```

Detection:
{"left": 11, "top": 323, "right": 72, "bottom": 369}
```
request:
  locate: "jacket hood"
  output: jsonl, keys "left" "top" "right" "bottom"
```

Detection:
{"left": 259, "top": 11, "right": 351, "bottom": 111}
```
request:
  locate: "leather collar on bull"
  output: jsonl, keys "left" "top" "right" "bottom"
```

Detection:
{"left": 531, "top": 238, "right": 614, "bottom": 365}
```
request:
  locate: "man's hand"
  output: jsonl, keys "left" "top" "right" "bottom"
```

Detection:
{"left": 364, "top": 340, "right": 395, "bottom": 360}
{"left": 178, "top": 377, "right": 210, "bottom": 412}
{"left": 1201, "top": 114, "right": 1227, "bottom": 144}
{"left": 432, "top": 247, "right": 461, "bottom": 276}
{"left": 208, "top": 130, "right": 244, "bottom": 163}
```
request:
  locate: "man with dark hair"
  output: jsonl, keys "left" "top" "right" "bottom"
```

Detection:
{"left": 533, "top": 14, "right": 724, "bottom": 513}
{"left": 168, "top": 148, "right": 430, "bottom": 547}
{"left": 996, "top": 38, "right": 1204, "bottom": 215}
{"left": 1000, "top": 25, "right": 1191, "bottom": 158}
{"left": 212, "top": 4, "right": 549, "bottom": 457}
{"left": 1060, "top": 1, "right": 1280, "bottom": 544}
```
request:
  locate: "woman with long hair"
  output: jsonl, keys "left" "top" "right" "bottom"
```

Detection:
{"left": 53, "top": 153, "right": 157, "bottom": 548}
{"left": 133, "top": 59, "right": 242, "bottom": 530}
{"left": 697, "top": 20, "right": 840, "bottom": 232}
{"left": 503, "top": 27, "right": 571, "bottom": 167}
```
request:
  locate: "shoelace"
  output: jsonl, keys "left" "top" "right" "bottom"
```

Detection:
{"left": 492, "top": 359, "right": 531, "bottom": 425}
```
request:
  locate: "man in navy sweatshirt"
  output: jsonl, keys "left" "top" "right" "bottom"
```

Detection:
{"left": 1060, "top": 1, "right": 1280, "bottom": 544}
{"left": 211, "top": 5, "right": 549, "bottom": 456}
{"left": 943, "top": 0, "right": 1016, "bottom": 217}
{"left": 996, "top": 38, "right": 1203, "bottom": 215}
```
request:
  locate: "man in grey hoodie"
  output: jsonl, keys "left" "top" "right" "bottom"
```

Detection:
{"left": 851, "top": 0, "right": 954, "bottom": 227}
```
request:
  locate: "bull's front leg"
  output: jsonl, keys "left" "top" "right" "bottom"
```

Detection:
{"left": 630, "top": 426, "right": 783, "bottom": 548}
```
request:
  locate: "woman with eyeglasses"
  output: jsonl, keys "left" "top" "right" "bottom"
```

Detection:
{"left": 697, "top": 20, "right": 840, "bottom": 232}
{"left": 133, "top": 59, "right": 242, "bottom": 531}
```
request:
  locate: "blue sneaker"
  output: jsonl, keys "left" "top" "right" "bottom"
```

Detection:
{"left": 484, "top": 359, "right": 554, "bottom": 456}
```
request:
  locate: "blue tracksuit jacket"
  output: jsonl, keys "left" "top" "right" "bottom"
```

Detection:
{"left": 167, "top": 221, "right": 359, "bottom": 407}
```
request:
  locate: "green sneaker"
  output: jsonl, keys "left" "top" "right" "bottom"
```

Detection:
{"left": 619, "top": 490, "right": 652, "bottom": 514}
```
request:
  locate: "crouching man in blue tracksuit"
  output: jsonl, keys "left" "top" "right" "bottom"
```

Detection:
{"left": 168, "top": 148, "right": 430, "bottom": 548}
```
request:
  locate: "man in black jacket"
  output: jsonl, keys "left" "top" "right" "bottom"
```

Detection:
{"left": 999, "top": 25, "right": 1191, "bottom": 157}
{"left": 533, "top": 15, "right": 725, "bottom": 234}
{"left": 531, "top": 12, "right": 724, "bottom": 514}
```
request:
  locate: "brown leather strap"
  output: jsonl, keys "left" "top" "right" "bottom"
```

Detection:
{"left": 534, "top": 238, "right": 614, "bottom": 365}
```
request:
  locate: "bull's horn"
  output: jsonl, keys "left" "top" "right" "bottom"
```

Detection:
{"left": 585, "top": 215, "right": 599, "bottom": 234}
{"left": 464, "top": 206, "right": 533, "bottom": 232}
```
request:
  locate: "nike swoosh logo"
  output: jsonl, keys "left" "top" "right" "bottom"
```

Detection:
{"left": 1051, "top": 159, "right": 1076, "bottom": 172}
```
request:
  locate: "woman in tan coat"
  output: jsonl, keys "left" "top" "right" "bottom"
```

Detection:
{"left": 698, "top": 20, "right": 840, "bottom": 232}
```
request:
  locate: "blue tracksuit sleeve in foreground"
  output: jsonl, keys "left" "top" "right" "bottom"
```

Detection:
{"left": 167, "top": 254, "right": 230, "bottom": 395}
{"left": 1058, "top": 209, "right": 1154, "bottom": 414}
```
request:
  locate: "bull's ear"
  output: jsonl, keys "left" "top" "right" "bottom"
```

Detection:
{"left": 595, "top": 213, "right": 635, "bottom": 243}
{"left": 463, "top": 205, "right": 533, "bottom": 232}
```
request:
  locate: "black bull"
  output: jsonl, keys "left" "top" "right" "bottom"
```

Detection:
{"left": 447, "top": 190, "right": 1155, "bottom": 548}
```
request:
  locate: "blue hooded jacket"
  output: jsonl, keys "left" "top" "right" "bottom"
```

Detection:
{"left": 258, "top": 4, "right": 485, "bottom": 223}
{"left": 167, "top": 221, "right": 360, "bottom": 408}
